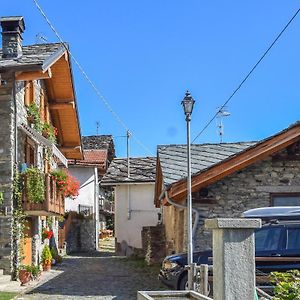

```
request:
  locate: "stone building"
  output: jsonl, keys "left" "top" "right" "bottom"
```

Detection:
{"left": 154, "top": 122, "right": 300, "bottom": 254}
{"left": 0, "top": 16, "right": 82, "bottom": 275}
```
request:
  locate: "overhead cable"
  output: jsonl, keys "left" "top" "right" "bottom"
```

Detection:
{"left": 192, "top": 8, "right": 300, "bottom": 143}
{"left": 32, "top": 0, "right": 154, "bottom": 156}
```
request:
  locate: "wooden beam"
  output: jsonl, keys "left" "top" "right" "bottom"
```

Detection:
{"left": 168, "top": 125, "right": 300, "bottom": 202}
{"left": 59, "top": 146, "right": 81, "bottom": 152}
{"left": 49, "top": 102, "right": 75, "bottom": 110}
{"left": 16, "top": 68, "right": 52, "bottom": 81}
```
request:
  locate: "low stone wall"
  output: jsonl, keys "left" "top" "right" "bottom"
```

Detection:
{"left": 142, "top": 224, "right": 166, "bottom": 265}
{"left": 65, "top": 216, "right": 96, "bottom": 253}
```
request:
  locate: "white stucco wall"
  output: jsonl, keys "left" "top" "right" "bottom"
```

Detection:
{"left": 114, "top": 183, "right": 159, "bottom": 249}
{"left": 65, "top": 166, "right": 96, "bottom": 213}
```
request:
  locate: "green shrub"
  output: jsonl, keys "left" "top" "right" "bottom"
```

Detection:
{"left": 24, "top": 167, "right": 45, "bottom": 203}
{"left": 270, "top": 270, "right": 300, "bottom": 300}
{"left": 41, "top": 245, "right": 52, "bottom": 265}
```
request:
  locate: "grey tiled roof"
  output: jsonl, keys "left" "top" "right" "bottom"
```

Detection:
{"left": 158, "top": 142, "right": 257, "bottom": 186}
{"left": 82, "top": 135, "right": 115, "bottom": 162}
{"left": 101, "top": 157, "right": 156, "bottom": 185}
{"left": 0, "top": 43, "right": 65, "bottom": 70}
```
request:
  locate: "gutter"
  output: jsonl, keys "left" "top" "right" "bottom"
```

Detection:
{"left": 161, "top": 190, "right": 200, "bottom": 242}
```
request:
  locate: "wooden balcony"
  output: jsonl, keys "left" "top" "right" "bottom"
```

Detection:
{"left": 22, "top": 173, "right": 65, "bottom": 216}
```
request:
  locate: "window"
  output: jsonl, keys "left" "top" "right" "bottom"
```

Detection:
{"left": 286, "top": 227, "right": 300, "bottom": 250}
{"left": 24, "top": 138, "right": 36, "bottom": 166}
{"left": 255, "top": 227, "right": 282, "bottom": 251}
{"left": 271, "top": 194, "right": 300, "bottom": 206}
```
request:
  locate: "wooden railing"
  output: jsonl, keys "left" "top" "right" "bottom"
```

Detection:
{"left": 22, "top": 173, "right": 65, "bottom": 215}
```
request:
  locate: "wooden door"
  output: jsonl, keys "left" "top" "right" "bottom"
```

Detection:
{"left": 21, "top": 218, "right": 33, "bottom": 266}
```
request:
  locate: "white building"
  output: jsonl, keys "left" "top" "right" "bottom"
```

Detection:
{"left": 67, "top": 149, "right": 109, "bottom": 249}
{"left": 101, "top": 157, "right": 159, "bottom": 256}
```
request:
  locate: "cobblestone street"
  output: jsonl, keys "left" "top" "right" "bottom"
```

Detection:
{"left": 16, "top": 238, "right": 165, "bottom": 300}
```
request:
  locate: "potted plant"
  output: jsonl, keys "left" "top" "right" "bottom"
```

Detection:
{"left": 42, "top": 123, "right": 57, "bottom": 144}
{"left": 41, "top": 245, "right": 52, "bottom": 271}
{"left": 27, "top": 103, "right": 43, "bottom": 132}
{"left": 18, "top": 265, "right": 32, "bottom": 285}
{"left": 30, "top": 264, "right": 42, "bottom": 281}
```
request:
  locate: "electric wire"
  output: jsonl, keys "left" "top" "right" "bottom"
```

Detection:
{"left": 32, "top": 0, "right": 154, "bottom": 156}
{"left": 192, "top": 8, "right": 300, "bottom": 144}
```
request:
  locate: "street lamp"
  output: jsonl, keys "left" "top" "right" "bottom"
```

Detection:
{"left": 181, "top": 90, "right": 195, "bottom": 290}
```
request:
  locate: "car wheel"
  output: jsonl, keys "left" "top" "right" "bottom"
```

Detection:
{"left": 178, "top": 273, "right": 188, "bottom": 290}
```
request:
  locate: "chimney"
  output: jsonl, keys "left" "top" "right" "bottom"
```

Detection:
{"left": 0, "top": 16, "right": 25, "bottom": 59}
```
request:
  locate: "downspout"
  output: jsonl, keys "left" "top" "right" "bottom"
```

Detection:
{"left": 162, "top": 190, "right": 199, "bottom": 241}
{"left": 94, "top": 167, "right": 99, "bottom": 250}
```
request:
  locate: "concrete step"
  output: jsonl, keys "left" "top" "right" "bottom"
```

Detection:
{"left": 0, "top": 274, "right": 11, "bottom": 283}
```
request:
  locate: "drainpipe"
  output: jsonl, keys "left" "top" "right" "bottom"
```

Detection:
{"left": 94, "top": 167, "right": 99, "bottom": 250}
{"left": 161, "top": 190, "right": 200, "bottom": 242}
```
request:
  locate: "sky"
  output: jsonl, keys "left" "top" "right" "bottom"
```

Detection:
{"left": 2, "top": 1, "right": 300, "bottom": 157}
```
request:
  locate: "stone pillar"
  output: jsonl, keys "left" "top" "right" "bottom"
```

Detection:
{"left": 205, "top": 218, "right": 261, "bottom": 300}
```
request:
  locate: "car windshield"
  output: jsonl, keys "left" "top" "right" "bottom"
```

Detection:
{"left": 255, "top": 226, "right": 281, "bottom": 251}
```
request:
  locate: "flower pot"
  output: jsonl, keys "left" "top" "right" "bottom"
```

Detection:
{"left": 42, "top": 263, "right": 51, "bottom": 271}
{"left": 27, "top": 115, "right": 34, "bottom": 124}
{"left": 19, "top": 269, "right": 31, "bottom": 285}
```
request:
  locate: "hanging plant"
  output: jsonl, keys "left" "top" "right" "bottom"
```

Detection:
{"left": 64, "top": 174, "right": 80, "bottom": 198}
{"left": 42, "top": 123, "right": 58, "bottom": 144}
{"left": 24, "top": 167, "right": 45, "bottom": 203}
{"left": 51, "top": 169, "right": 68, "bottom": 192}
{"left": 27, "top": 103, "right": 43, "bottom": 133}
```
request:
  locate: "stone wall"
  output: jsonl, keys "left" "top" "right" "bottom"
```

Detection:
{"left": 66, "top": 216, "right": 96, "bottom": 253}
{"left": 0, "top": 72, "right": 15, "bottom": 274}
{"left": 164, "top": 145, "right": 300, "bottom": 254}
{"left": 142, "top": 224, "right": 166, "bottom": 265}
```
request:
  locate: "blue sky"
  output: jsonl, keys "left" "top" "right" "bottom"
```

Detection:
{"left": 2, "top": 1, "right": 300, "bottom": 157}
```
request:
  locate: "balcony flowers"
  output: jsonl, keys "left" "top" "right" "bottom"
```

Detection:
{"left": 51, "top": 169, "right": 80, "bottom": 199}
{"left": 42, "top": 123, "right": 58, "bottom": 144}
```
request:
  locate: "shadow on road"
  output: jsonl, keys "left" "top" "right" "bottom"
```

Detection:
{"left": 24, "top": 248, "right": 164, "bottom": 299}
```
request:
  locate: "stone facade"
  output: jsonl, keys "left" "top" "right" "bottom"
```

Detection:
{"left": 163, "top": 145, "right": 300, "bottom": 254}
{"left": 142, "top": 224, "right": 166, "bottom": 265}
{"left": 66, "top": 216, "right": 96, "bottom": 253}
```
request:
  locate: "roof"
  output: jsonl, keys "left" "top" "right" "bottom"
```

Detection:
{"left": 158, "top": 142, "right": 256, "bottom": 186}
{"left": 0, "top": 43, "right": 65, "bottom": 71}
{"left": 0, "top": 39, "right": 83, "bottom": 159}
{"left": 157, "top": 121, "right": 300, "bottom": 204}
{"left": 68, "top": 150, "right": 108, "bottom": 169}
{"left": 101, "top": 157, "right": 156, "bottom": 185}
{"left": 82, "top": 135, "right": 115, "bottom": 162}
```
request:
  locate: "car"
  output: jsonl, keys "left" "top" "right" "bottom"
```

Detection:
{"left": 159, "top": 207, "right": 300, "bottom": 290}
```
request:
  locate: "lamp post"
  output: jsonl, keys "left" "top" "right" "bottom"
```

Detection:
{"left": 181, "top": 90, "right": 195, "bottom": 290}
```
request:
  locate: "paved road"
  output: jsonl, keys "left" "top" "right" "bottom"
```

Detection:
{"left": 16, "top": 238, "right": 165, "bottom": 300}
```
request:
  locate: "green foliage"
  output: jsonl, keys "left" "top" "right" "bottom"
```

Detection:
{"left": 0, "top": 291, "right": 18, "bottom": 300}
{"left": 0, "top": 191, "right": 3, "bottom": 205}
{"left": 51, "top": 169, "right": 67, "bottom": 191}
{"left": 27, "top": 103, "right": 43, "bottom": 132}
{"left": 24, "top": 167, "right": 45, "bottom": 203}
{"left": 41, "top": 245, "right": 52, "bottom": 264}
{"left": 42, "top": 123, "right": 57, "bottom": 144}
{"left": 270, "top": 270, "right": 300, "bottom": 300}
{"left": 12, "top": 170, "right": 27, "bottom": 280}
{"left": 29, "top": 264, "right": 41, "bottom": 279}
{"left": 50, "top": 247, "right": 63, "bottom": 263}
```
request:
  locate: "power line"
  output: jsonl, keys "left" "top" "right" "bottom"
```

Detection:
{"left": 192, "top": 8, "right": 300, "bottom": 144}
{"left": 32, "top": 0, "right": 154, "bottom": 156}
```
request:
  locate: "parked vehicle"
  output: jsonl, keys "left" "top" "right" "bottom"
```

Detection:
{"left": 159, "top": 207, "right": 300, "bottom": 290}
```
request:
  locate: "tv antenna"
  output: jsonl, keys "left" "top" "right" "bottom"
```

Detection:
{"left": 216, "top": 107, "right": 230, "bottom": 143}
{"left": 35, "top": 32, "right": 48, "bottom": 43}
{"left": 96, "top": 122, "right": 100, "bottom": 135}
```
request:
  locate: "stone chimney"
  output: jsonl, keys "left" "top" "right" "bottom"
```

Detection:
{"left": 0, "top": 16, "right": 25, "bottom": 59}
